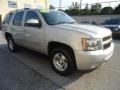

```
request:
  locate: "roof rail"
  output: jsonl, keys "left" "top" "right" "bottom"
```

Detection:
{"left": 9, "top": 8, "right": 30, "bottom": 13}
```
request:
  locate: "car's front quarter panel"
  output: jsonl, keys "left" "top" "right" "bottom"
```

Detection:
{"left": 44, "top": 25, "right": 90, "bottom": 55}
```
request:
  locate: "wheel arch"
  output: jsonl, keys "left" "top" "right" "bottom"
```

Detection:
{"left": 48, "top": 41, "right": 77, "bottom": 69}
{"left": 5, "top": 32, "right": 12, "bottom": 40}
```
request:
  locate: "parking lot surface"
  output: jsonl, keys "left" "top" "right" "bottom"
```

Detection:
{"left": 0, "top": 31, "right": 120, "bottom": 90}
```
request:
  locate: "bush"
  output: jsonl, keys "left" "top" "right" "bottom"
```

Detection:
{"left": 64, "top": 8, "right": 80, "bottom": 16}
{"left": 112, "top": 4, "right": 120, "bottom": 14}
{"left": 100, "top": 7, "right": 113, "bottom": 15}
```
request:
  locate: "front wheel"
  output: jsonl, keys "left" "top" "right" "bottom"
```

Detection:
{"left": 50, "top": 48, "right": 76, "bottom": 76}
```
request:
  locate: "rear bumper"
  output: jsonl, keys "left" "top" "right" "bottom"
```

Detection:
{"left": 74, "top": 43, "right": 114, "bottom": 70}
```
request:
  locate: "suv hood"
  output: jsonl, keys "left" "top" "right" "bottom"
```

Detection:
{"left": 55, "top": 23, "right": 112, "bottom": 38}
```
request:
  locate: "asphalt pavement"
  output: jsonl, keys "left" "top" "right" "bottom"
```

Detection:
{"left": 0, "top": 31, "right": 120, "bottom": 90}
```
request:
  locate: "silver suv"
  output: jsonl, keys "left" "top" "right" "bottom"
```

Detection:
{"left": 2, "top": 9, "right": 114, "bottom": 76}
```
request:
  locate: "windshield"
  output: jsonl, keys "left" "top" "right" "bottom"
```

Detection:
{"left": 41, "top": 11, "right": 76, "bottom": 25}
{"left": 104, "top": 19, "right": 120, "bottom": 25}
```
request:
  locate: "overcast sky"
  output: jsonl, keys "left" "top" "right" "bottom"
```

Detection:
{"left": 48, "top": 0, "right": 120, "bottom": 9}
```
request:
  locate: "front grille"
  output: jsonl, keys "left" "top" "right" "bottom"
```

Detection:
{"left": 103, "top": 35, "right": 112, "bottom": 41}
{"left": 103, "top": 35, "right": 112, "bottom": 50}
{"left": 103, "top": 42, "right": 111, "bottom": 50}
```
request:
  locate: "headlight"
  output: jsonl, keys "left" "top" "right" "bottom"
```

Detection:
{"left": 82, "top": 38, "right": 102, "bottom": 51}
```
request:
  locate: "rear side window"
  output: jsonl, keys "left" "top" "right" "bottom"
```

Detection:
{"left": 3, "top": 13, "right": 13, "bottom": 24}
{"left": 13, "top": 11, "right": 24, "bottom": 26}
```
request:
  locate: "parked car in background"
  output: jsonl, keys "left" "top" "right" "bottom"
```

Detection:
{"left": 2, "top": 9, "right": 114, "bottom": 76}
{"left": 102, "top": 18, "right": 120, "bottom": 37}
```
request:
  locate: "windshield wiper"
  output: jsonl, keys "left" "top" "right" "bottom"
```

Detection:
{"left": 50, "top": 22, "right": 76, "bottom": 25}
{"left": 55, "top": 22, "right": 76, "bottom": 25}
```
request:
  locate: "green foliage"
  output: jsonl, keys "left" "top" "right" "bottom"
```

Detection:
{"left": 80, "top": 3, "right": 90, "bottom": 15}
{"left": 80, "top": 9, "right": 90, "bottom": 15}
{"left": 112, "top": 4, "right": 120, "bottom": 14}
{"left": 90, "top": 3, "right": 102, "bottom": 15}
{"left": 70, "top": 8, "right": 80, "bottom": 15}
{"left": 65, "top": 8, "right": 80, "bottom": 16}
{"left": 49, "top": 5, "right": 55, "bottom": 10}
{"left": 64, "top": 3, "right": 120, "bottom": 15}
{"left": 100, "top": 7, "right": 113, "bottom": 15}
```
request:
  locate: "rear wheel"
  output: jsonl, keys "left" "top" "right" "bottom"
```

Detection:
{"left": 7, "top": 36, "right": 18, "bottom": 52}
{"left": 50, "top": 47, "right": 76, "bottom": 76}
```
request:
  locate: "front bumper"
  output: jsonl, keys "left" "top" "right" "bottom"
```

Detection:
{"left": 75, "top": 43, "right": 114, "bottom": 70}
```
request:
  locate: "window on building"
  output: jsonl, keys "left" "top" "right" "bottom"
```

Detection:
{"left": 24, "top": 4, "right": 31, "bottom": 8}
{"left": 13, "top": 11, "right": 24, "bottom": 26}
{"left": 8, "top": 1, "right": 17, "bottom": 8}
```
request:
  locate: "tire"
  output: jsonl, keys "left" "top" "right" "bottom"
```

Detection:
{"left": 50, "top": 47, "right": 76, "bottom": 76}
{"left": 7, "top": 36, "right": 18, "bottom": 52}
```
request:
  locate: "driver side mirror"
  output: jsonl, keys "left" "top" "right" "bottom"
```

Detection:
{"left": 25, "top": 19, "right": 42, "bottom": 28}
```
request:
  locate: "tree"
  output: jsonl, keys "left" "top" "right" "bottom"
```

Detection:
{"left": 75, "top": 2, "right": 79, "bottom": 9}
{"left": 71, "top": 2, "right": 75, "bottom": 8}
{"left": 49, "top": 5, "right": 55, "bottom": 10}
{"left": 80, "top": 4, "right": 90, "bottom": 15}
{"left": 85, "top": 3, "right": 89, "bottom": 10}
{"left": 71, "top": 2, "right": 79, "bottom": 9}
{"left": 90, "top": 3, "right": 102, "bottom": 15}
{"left": 100, "top": 7, "right": 113, "bottom": 15}
{"left": 70, "top": 8, "right": 80, "bottom": 15}
{"left": 64, "top": 9, "right": 71, "bottom": 15}
{"left": 64, "top": 2, "right": 80, "bottom": 16}
{"left": 64, "top": 8, "right": 80, "bottom": 16}
{"left": 112, "top": 4, "right": 120, "bottom": 14}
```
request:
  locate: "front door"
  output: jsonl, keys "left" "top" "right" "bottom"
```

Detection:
{"left": 23, "top": 10, "right": 45, "bottom": 53}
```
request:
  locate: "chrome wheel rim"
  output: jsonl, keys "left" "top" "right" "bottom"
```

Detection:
{"left": 8, "top": 40, "right": 14, "bottom": 50}
{"left": 53, "top": 53, "right": 68, "bottom": 71}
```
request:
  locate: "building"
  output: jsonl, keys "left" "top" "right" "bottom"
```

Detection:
{"left": 0, "top": 0, "right": 47, "bottom": 21}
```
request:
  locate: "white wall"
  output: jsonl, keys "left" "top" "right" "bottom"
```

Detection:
{"left": 72, "top": 15, "right": 120, "bottom": 25}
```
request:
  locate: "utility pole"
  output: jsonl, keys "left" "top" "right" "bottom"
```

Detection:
{"left": 45, "top": 0, "right": 47, "bottom": 9}
{"left": 59, "top": 0, "right": 61, "bottom": 10}
{"left": 80, "top": 0, "right": 82, "bottom": 9}
{"left": 109, "top": 0, "right": 111, "bottom": 7}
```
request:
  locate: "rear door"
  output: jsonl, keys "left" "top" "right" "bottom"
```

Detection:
{"left": 11, "top": 11, "right": 25, "bottom": 45}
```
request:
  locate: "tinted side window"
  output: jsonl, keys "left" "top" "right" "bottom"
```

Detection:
{"left": 105, "top": 19, "right": 120, "bottom": 25}
{"left": 3, "top": 13, "right": 13, "bottom": 24}
{"left": 24, "top": 11, "right": 41, "bottom": 27}
{"left": 13, "top": 11, "right": 24, "bottom": 26}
